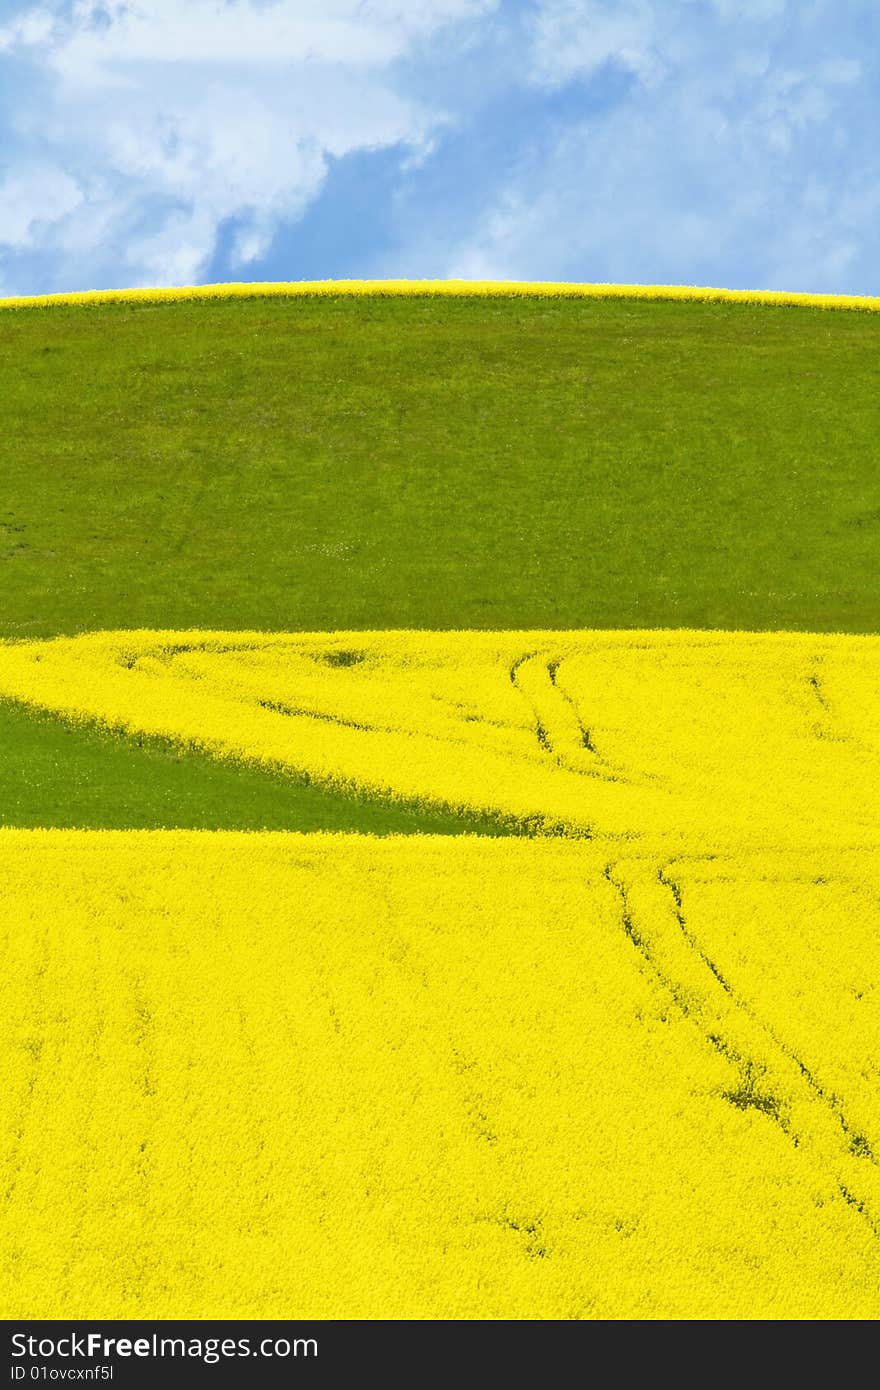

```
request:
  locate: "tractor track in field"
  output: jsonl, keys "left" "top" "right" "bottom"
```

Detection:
{"left": 603, "top": 854, "right": 880, "bottom": 1239}
{"left": 509, "top": 651, "right": 640, "bottom": 785}
{"left": 657, "top": 862, "right": 877, "bottom": 1163}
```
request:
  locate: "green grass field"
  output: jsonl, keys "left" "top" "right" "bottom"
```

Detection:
{"left": 4, "top": 294, "right": 879, "bottom": 637}
{"left": 0, "top": 698, "right": 515, "bottom": 834}
{"left": 2, "top": 291, "right": 878, "bottom": 829}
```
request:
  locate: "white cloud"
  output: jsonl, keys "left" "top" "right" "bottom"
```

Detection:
{"left": 7, "top": 0, "right": 494, "bottom": 72}
{"left": 0, "top": 0, "right": 876, "bottom": 297}
{"left": 0, "top": 8, "right": 57, "bottom": 52}
{"left": 0, "top": 166, "right": 83, "bottom": 248}
{"left": 0, "top": 0, "right": 496, "bottom": 289}
{"left": 529, "top": 1, "right": 665, "bottom": 90}
{"left": 817, "top": 58, "right": 862, "bottom": 86}
{"left": 123, "top": 208, "right": 225, "bottom": 286}
{"left": 442, "top": 0, "right": 879, "bottom": 294}
{"left": 706, "top": 0, "right": 788, "bottom": 21}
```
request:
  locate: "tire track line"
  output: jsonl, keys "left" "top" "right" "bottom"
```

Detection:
{"left": 604, "top": 854, "right": 880, "bottom": 1237}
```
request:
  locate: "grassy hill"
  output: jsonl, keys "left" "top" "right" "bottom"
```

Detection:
{"left": 3, "top": 292, "right": 879, "bottom": 638}
{"left": 4, "top": 286, "right": 880, "bottom": 1322}
{"left": 2, "top": 289, "right": 878, "bottom": 829}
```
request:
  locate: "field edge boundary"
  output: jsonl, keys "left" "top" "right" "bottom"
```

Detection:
{"left": 1, "top": 279, "right": 879, "bottom": 314}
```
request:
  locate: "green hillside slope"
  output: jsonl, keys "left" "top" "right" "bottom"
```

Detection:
{"left": 3, "top": 293, "right": 878, "bottom": 639}
{"left": 2, "top": 289, "right": 877, "bottom": 830}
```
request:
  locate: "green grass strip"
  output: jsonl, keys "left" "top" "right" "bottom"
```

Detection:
{"left": 0, "top": 698, "right": 517, "bottom": 835}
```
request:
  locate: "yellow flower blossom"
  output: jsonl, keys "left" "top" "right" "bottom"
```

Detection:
{"left": 0, "top": 279, "right": 878, "bottom": 313}
{"left": 2, "top": 831, "right": 880, "bottom": 1320}
{"left": 2, "top": 629, "right": 879, "bottom": 1318}
{"left": 0, "top": 628, "right": 876, "bottom": 851}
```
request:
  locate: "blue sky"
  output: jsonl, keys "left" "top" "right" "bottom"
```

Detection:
{"left": 1, "top": 0, "right": 878, "bottom": 296}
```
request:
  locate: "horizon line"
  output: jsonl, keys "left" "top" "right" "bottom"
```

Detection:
{"left": 1, "top": 278, "right": 879, "bottom": 313}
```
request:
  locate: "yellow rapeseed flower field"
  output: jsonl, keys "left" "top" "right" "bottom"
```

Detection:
{"left": 3, "top": 832, "right": 880, "bottom": 1320}
{"left": 1, "top": 629, "right": 879, "bottom": 1318}
{"left": 0, "top": 278, "right": 879, "bottom": 313}
{"left": 0, "top": 628, "right": 876, "bottom": 850}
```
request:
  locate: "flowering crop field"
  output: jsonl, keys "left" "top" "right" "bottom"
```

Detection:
{"left": 3, "top": 832, "right": 880, "bottom": 1321}
{"left": 0, "top": 627, "right": 876, "bottom": 849}
{"left": 2, "top": 628, "right": 879, "bottom": 1319}
{"left": 2, "top": 285, "right": 879, "bottom": 1322}
{"left": 3, "top": 277, "right": 879, "bottom": 312}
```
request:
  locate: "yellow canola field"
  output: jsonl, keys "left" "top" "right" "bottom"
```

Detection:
{"left": 0, "top": 628, "right": 877, "bottom": 851}
{"left": 3, "top": 831, "right": 880, "bottom": 1321}
{"left": 2, "top": 629, "right": 879, "bottom": 1318}
{"left": 1, "top": 278, "right": 879, "bottom": 313}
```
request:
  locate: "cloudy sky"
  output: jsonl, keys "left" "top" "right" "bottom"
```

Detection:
{"left": 1, "top": 0, "right": 878, "bottom": 296}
